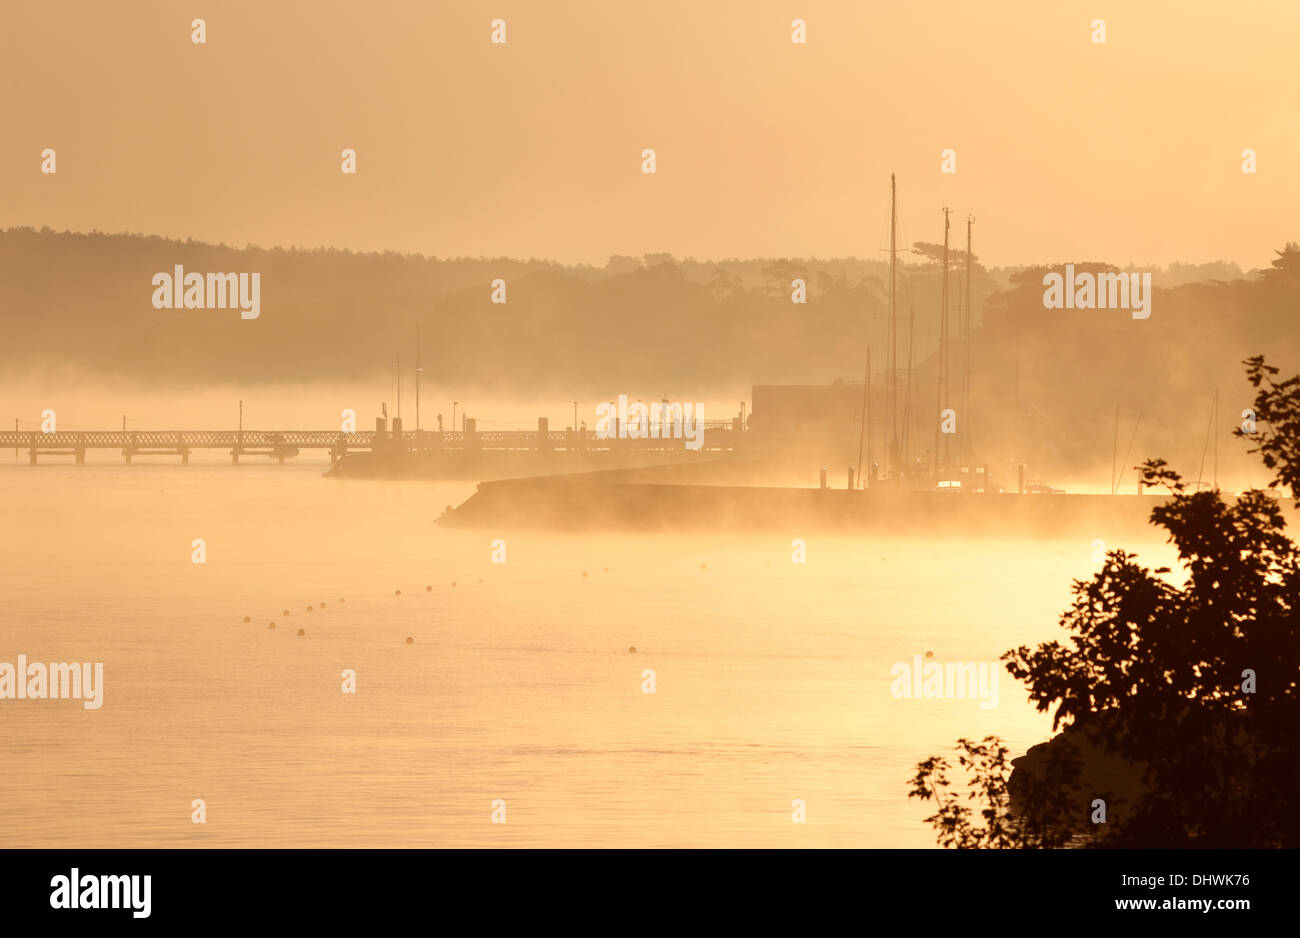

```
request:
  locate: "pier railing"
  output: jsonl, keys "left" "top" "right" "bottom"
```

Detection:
{"left": 1, "top": 422, "right": 745, "bottom": 465}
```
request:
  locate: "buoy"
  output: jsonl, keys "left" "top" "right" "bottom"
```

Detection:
{"left": 283, "top": 609, "right": 290, "bottom": 616}
{"left": 395, "top": 590, "right": 401, "bottom": 596}
{"left": 426, "top": 585, "right": 432, "bottom": 592}
{"left": 243, "top": 616, "right": 251, "bottom": 623}
{"left": 628, "top": 646, "right": 637, "bottom": 653}
{"left": 700, "top": 563, "right": 707, "bottom": 570}
{"left": 405, "top": 637, "right": 414, "bottom": 644}
{"left": 582, "top": 571, "right": 588, "bottom": 578}
{"left": 925, "top": 651, "right": 935, "bottom": 658}
{"left": 603, "top": 567, "right": 609, "bottom": 573}
{"left": 451, "top": 582, "right": 457, "bottom": 588}
{"left": 307, "top": 606, "right": 314, "bottom": 612}
{"left": 477, "top": 578, "right": 483, "bottom": 583}
{"left": 320, "top": 601, "right": 326, "bottom": 608}
{"left": 297, "top": 628, "right": 305, "bottom": 636}
{"left": 269, "top": 622, "right": 276, "bottom": 629}
{"left": 339, "top": 598, "right": 345, "bottom": 603}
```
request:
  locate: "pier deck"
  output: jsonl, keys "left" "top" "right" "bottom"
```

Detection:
{"left": 1, "top": 422, "right": 743, "bottom": 465}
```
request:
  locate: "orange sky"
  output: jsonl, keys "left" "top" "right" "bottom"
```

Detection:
{"left": 3, "top": 0, "right": 1295, "bottom": 268}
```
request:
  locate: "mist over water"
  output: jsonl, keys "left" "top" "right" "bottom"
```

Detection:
{"left": 2, "top": 0, "right": 1297, "bottom": 877}
{"left": 0, "top": 459, "right": 1179, "bottom": 847}
{"left": 0, "top": 375, "right": 749, "bottom": 443}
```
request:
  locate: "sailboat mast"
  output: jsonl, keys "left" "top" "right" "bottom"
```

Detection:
{"left": 866, "top": 347, "right": 872, "bottom": 486}
{"left": 1213, "top": 386, "right": 1219, "bottom": 489}
{"left": 963, "top": 216, "right": 973, "bottom": 465}
{"left": 857, "top": 347, "right": 871, "bottom": 488}
{"left": 902, "top": 303, "right": 914, "bottom": 472}
{"left": 887, "top": 174, "right": 897, "bottom": 479}
{"left": 934, "top": 208, "right": 951, "bottom": 471}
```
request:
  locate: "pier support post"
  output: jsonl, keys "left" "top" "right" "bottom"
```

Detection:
{"left": 537, "top": 417, "right": 549, "bottom": 452}
{"left": 1018, "top": 464, "right": 1025, "bottom": 494}
{"left": 819, "top": 467, "right": 828, "bottom": 490}
{"left": 847, "top": 466, "right": 855, "bottom": 490}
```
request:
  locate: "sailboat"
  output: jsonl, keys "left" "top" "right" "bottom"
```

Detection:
{"left": 929, "top": 208, "right": 996, "bottom": 492}
{"left": 862, "top": 178, "right": 997, "bottom": 493}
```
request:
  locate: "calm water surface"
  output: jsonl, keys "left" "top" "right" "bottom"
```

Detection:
{"left": 0, "top": 460, "right": 1174, "bottom": 847}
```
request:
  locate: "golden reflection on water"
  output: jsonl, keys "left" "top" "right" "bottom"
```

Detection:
{"left": 0, "top": 462, "right": 1177, "bottom": 847}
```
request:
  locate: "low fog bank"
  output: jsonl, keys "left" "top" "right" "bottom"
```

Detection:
{"left": 0, "top": 369, "right": 748, "bottom": 437}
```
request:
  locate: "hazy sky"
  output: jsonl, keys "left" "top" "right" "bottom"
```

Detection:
{"left": 3, "top": 0, "right": 1296, "bottom": 269}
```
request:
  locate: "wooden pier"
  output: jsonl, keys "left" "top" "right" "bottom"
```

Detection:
{"left": 1, "top": 416, "right": 745, "bottom": 465}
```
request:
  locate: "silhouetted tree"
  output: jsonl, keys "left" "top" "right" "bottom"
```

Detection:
{"left": 912, "top": 356, "right": 1300, "bottom": 847}
{"left": 1260, "top": 241, "right": 1300, "bottom": 284}
{"left": 760, "top": 258, "right": 807, "bottom": 297}
{"left": 909, "top": 736, "right": 1081, "bottom": 848}
{"left": 1240, "top": 354, "right": 1300, "bottom": 496}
